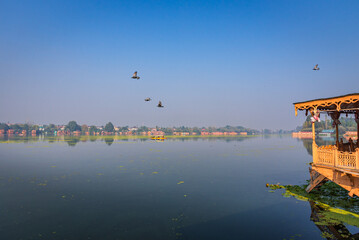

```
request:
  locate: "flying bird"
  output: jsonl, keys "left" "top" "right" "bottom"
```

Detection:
{"left": 313, "top": 64, "right": 320, "bottom": 71}
{"left": 157, "top": 101, "right": 164, "bottom": 108}
{"left": 132, "top": 71, "right": 140, "bottom": 79}
{"left": 145, "top": 98, "right": 151, "bottom": 101}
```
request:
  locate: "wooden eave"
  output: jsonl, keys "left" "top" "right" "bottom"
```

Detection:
{"left": 293, "top": 93, "right": 359, "bottom": 116}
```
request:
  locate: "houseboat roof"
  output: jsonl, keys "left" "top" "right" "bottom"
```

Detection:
{"left": 293, "top": 93, "right": 359, "bottom": 116}
{"left": 321, "top": 129, "right": 335, "bottom": 133}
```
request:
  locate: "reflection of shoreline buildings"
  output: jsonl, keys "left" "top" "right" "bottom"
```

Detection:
{"left": 344, "top": 131, "right": 358, "bottom": 141}
{"left": 292, "top": 131, "right": 312, "bottom": 139}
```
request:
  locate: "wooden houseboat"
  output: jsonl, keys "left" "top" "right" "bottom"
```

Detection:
{"left": 294, "top": 93, "right": 359, "bottom": 197}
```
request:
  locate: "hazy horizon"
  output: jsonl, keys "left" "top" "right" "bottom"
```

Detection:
{"left": 1, "top": 0, "right": 358, "bottom": 129}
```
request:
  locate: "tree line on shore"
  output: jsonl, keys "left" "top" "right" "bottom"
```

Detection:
{"left": 0, "top": 121, "right": 267, "bottom": 135}
{"left": 297, "top": 116, "right": 357, "bottom": 134}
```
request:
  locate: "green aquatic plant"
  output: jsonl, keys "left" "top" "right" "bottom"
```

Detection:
{"left": 321, "top": 232, "right": 334, "bottom": 239}
{"left": 268, "top": 182, "right": 359, "bottom": 212}
{"left": 267, "top": 182, "right": 359, "bottom": 228}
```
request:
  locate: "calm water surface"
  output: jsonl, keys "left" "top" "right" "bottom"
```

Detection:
{"left": 0, "top": 136, "right": 357, "bottom": 239}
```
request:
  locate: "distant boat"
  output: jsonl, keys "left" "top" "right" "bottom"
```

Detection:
{"left": 151, "top": 135, "right": 166, "bottom": 140}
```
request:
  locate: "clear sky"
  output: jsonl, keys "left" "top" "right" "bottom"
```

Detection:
{"left": 0, "top": 0, "right": 358, "bottom": 129}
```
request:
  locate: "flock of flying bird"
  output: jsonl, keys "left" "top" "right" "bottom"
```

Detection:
{"left": 131, "top": 71, "right": 164, "bottom": 108}
{"left": 131, "top": 64, "right": 320, "bottom": 108}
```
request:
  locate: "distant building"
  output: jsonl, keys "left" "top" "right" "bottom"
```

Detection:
{"left": 150, "top": 129, "right": 164, "bottom": 136}
{"left": 212, "top": 132, "right": 223, "bottom": 135}
{"left": 240, "top": 132, "right": 247, "bottom": 135}
{"left": 173, "top": 132, "right": 189, "bottom": 136}
{"left": 73, "top": 131, "right": 81, "bottom": 136}
{"left": 319, "top": 129, "right": 335, "bottom": 137}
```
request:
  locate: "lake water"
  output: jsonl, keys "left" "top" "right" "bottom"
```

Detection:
{"left": 0, "top": 135, "right": 357, "bottom": 239}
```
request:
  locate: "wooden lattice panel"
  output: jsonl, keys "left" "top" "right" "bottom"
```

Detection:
{"left": 337, "top": 152, "right": 357, "bottom": 169}
{"left": 316, "top": 149, "right": 335, "bottom": 166}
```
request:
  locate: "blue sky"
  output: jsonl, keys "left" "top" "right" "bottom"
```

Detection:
{"left": 0, "top": 0, "right": 358, "bottom": 129}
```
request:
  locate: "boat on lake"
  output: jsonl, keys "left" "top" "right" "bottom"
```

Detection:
{"left": 151, "top": 135, "right": 166, "bottom": 140}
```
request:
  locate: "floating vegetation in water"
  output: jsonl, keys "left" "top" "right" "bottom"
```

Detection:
{"left": 267, "top": 182, "right": 359, "bottom": 228}
{"left": 152, "top": 172, "right": 159, "bottom": 174}
{"left": 38, "top": 182, "right": 47, "bottom": 186}
{"left": 184, "top": 195, "right": 187, "bottom": 197}
{"left": 266, "top": 183, "right": 285, "bottom": 190}
{"left": 177, "top": 181, "right": 184, "bottom": 185}
{"left": 50, "top": 166, "right": 56, "bottom": 168}
{"left": 97, "top": 173, "right": 103, "bottom": 176}
{"left": 321, "top": 232, "right": 334, "bottom": 239}
{"left": 267, "top": 182, "right": 359, "bottom": 211}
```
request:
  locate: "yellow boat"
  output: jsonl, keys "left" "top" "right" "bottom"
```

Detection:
{"left": 151, "top": 135, "right": 166, "bottom": 140}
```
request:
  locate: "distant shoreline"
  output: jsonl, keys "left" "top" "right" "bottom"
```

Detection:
{"left": 0, "top": 134, "right": 262, "bottom": 140}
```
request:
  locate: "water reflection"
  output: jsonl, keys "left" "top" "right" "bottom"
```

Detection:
{"left": 297, "top": 137, "right": 336, "bottom": 156}
{"left": 310, "top": 201, "right": 359, "bottom": 240}
{"left": 2, "top": 135, "right": 358, "bottom": 239}
{"left": 66, "top": 137, "right": 80, "bottom": 147}
{"left": 0, "top": 135, "right": 252, "bottom": 146}
{"left": 104, "top": 138, "right": 114, "bottom": 146}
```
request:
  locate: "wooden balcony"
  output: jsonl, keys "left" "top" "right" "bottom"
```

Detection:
{"left": 313, "top": 144, "right": 359, "bottom": 170}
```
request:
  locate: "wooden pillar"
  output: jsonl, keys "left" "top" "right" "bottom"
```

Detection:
{"left": 312, "top": 122, "right": 316, "bottom": 142}
{"left": 330, "top": 112, "right": 341, "bottom": 147}
{"left": 336, "top": 124, "right": 339, "bottom": 146}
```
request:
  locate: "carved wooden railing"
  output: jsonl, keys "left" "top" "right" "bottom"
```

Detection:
{"left": 313, "top": 143, "right": 359, "bottom": 170}
{"left": 337, "top": 151, "right": 357, "bottom": 169}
